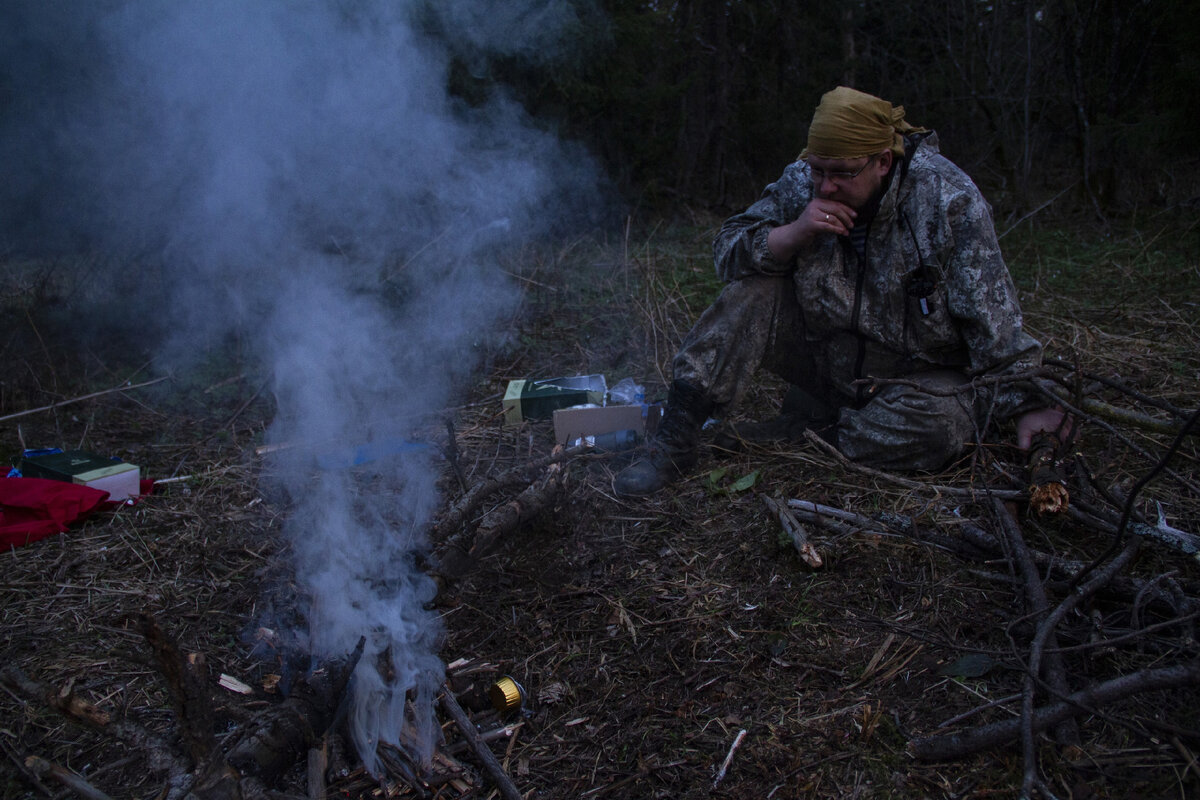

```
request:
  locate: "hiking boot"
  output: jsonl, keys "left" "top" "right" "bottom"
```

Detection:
{"left": 613, "top": 380, "right": 713, "bottom": 497}
{"left": 713, "top": 413, "right": 808, "bottom": 449}
{"left": 713, "top": 385, "right": 834, "bottom": 451}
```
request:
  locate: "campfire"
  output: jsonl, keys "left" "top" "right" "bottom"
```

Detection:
{"left": 4, "top": 622, "right": 532, "bottom": 798}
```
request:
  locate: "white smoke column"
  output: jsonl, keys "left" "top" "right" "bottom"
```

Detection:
{"left": 266, "top": 271, "right": 454, "bottom": 771}
{"left": 2, "top": 0, "right": 604, "bottom": 774}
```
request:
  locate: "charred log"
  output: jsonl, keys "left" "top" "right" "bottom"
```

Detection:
{"left": 225, "top": 639, "right": 363, "bottom": 786}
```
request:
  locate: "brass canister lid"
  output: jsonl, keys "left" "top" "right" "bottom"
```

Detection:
{"left": 488, "top": 676, "right": 525, "bottom": 713}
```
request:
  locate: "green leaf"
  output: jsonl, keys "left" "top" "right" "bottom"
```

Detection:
{"left": 704, "top": 466, "right": 730, "bottom": 493}
{"left": 728, "top": 470, "right": 761, "bottom": 493}
{"left": 937, "top": 653, "right": 997, "bottom": 679}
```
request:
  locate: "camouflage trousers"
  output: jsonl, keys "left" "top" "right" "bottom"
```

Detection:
{"left": 671, "top": 276, "right": 983, "bottom": 471}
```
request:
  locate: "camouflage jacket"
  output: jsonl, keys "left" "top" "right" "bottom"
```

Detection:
{"left": 712, "top": 132, "right": 1046, "bottom": 420}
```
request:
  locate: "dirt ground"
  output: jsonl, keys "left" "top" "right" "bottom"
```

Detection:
{"left": 2, "top": 220, "right": 1199, "bottom": 799}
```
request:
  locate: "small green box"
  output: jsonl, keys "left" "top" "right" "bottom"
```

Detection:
{"left": 503, "top": 374, "right": 607, "bottom": 425}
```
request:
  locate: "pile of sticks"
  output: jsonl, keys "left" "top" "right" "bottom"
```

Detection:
{"left": 1, "top": 618, "right": 529, "bottom": 800}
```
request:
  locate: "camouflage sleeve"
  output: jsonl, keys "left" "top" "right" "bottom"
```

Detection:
{"left": 713, "top": 163, "right": 811, "bottom": 282}
{"left": 940, "top": 182, "right": 1051, "bottom": 420}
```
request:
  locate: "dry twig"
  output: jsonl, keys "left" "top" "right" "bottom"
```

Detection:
{"left": 0, "top": 375, "right": 169, "bottom": 423}
{"left": 438, "top": 687, "right": 523, "bottom": 800}
{"left": 712, "top": 728, "right": 747, "bottom": 790}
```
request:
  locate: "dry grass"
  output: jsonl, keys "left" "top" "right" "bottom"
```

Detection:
{"left": 1, "top": 215, "right": 1198, "bottom": 799}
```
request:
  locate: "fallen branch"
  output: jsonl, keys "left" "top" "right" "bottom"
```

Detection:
{"left": 0, "top": 666, "right": 192, "bottom": 791}
{"left": 991, "top": 497, "right": 1079, "bottom": 788}
{"left": 431, "top": 443, "right": 585, "bottom": 542}
{"left": 443, "top": 723, "right": 523, "bottom": 756}
{"left": 783, "top": 498, "right": 978, "bottom": 560}
{"left": 1007, "top": 536, "right": 1144, "bottom": 793}
{"left": 782, "top": 498, "right": 1007, "bottom": 571}
{"left": 24, "top": 755, "right": 114, "bottom": 800}
{"left": 438, "top": 688, "right": 523, "bottom": 800}
{"left": 786, "top": 498, "right": 883, "bottom": 530}
{"left": 137, "top": 614, "right": 217, "bottom": 765}
{"left": 434, "top": 451, "right": 572, "bottom": 582}
{"left": 910, "top": 659, "right": 1200, "bottom": 760}
{"left": 1070, "top": 499, "right": 1200, "bottom": 559}
{"left": 0, "top": 667, "right": 111, "bottom": 727}
{"left": 1054, "top": 392, "right": 1197, "bottom": 437}
{"left": 0, "top": 738, "right": 50, "bottom": 796}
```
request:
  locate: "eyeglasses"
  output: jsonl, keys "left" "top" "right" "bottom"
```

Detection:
{"left": 807, "top": 156, "right": 875, "bottom": 184}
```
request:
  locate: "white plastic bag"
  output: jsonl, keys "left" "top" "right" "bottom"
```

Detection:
{"left": 607, "top": 377, "right": 645, "bottom": 406}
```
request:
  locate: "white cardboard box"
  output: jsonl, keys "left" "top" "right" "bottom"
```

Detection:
{"left": 552, "top": 403, "right": 662, "bottom": 446}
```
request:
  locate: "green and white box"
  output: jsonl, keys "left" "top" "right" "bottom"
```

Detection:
{"left": 20, "top": 450, "right": 141, "bottom": 502}
{"left": 503, "top": 374, "right": 607, "bottom": 425}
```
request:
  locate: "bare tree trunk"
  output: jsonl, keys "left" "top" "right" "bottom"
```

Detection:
{"left": 840, "top": 6, "right": 857, "bottom": 87}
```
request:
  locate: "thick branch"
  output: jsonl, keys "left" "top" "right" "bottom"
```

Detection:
{"left": 910, "top": 660, "right": 1200, "bottom": 760}
{"left": 1041, "top": 356, "right": 1189, "bottom": 419}
{"left": 24, "top": 755, "right": 115, "bottom": 800}
{"left": 991, "top": 498, "right": 1079, "bottom": 789}
{"left": 1064, "top": 394, "right": 1195, "bottom": 436}
{"left": 434, "top": 457, "right": 570, "bottom": 581}
{"left": 0, "top": 666, "right": 192, "bottom": 788}
{"left": 430, "top": 444, "right": 585, "bottom": 541}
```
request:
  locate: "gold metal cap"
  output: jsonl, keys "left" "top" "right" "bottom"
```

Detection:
{"left": 488, "top": 676, "right": 524, "bottom": 713}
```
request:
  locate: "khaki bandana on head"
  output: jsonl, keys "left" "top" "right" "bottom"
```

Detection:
{"left": 800, "top": 86, "right": 927, "bottom": 160}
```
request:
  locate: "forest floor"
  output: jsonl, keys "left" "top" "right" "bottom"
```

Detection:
{"left": 2, "top": 212, "right": 1199, "bottom": 799}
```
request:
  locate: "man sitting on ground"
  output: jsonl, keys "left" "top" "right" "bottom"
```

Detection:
{"left": 615, "top": 86, "right": 1068, "bottom": 497}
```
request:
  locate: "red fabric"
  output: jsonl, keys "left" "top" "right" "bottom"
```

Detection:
{"left": 0, "top": 477, "right": 111, "bottom": 548}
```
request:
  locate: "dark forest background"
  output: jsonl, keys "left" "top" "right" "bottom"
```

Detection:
{"left": 431, "top": 0, "right": 1200, "bottom": 222}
